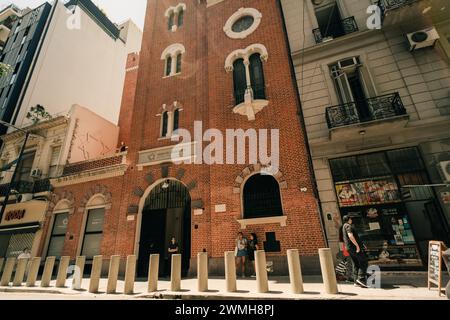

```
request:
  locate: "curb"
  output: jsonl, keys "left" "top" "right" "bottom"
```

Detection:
{"left": 0, "top": 287, "right": 65, "bottom": 295}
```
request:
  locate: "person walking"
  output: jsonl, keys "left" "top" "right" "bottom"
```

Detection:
{"left": 247, "top": 233, "right": 259, "bottom": 277}
{"left": 235, "top": 232, "right": 248, "bottom": 278}
{"left": 342, "top": 215, "right": 369, "bottom": 288}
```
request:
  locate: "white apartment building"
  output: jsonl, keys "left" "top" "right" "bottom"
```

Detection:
{"left": 281, "top": 0, "right": 450, "bottom": 269}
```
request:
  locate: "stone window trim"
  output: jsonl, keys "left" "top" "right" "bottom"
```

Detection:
{"left": 225, "top": 44, "right": 269, "bottom": 121}
{"left": 157, "top": 102, "right": 184, "bottom": 139}
{"left": 233, "top": 164, "right": 288, "bottom": 221}
{"left": 223, "top": 7, "right": 262, "bottom": 39}
{"left": 161, "top": 43, "right": 185, "bottom": 77}
{"left": 237, "top": 216, "right": 288, "bottom": 229}
{"left": 165, "top": 3, "right": 186, "bottom": 32}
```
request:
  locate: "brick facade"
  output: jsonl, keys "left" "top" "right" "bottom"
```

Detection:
{"left": 43, "top": 0, "right": 326, "bottom": 276}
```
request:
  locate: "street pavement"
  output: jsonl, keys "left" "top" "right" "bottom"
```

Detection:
{"left": 0, "top": 273, "right": 448, "bottom": 300}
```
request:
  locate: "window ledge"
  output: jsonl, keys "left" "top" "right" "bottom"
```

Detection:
{"left": 237, "top": 216, "right": 287, "bottom": 229}
{"left": 233, "top": 99, "right": 269, "bottom": 121}
{"left": 163, "top": 72, "right": 181, "bottom": 79}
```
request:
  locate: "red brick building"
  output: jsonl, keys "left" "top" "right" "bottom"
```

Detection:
{"left": 41, "top": 0, "right": 326, "bottom": 276}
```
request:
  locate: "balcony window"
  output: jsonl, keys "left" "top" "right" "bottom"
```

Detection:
{"left": 48, "top": 145, "right": 61, "bottom": 178}
{"left": 15, "top": 150, "right": 35, "bottom": 183}
{"left": 312, "top": 1, "right": 358, "bottom": 44}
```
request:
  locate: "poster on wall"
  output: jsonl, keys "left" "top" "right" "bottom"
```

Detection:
{"left": 336, "top": 178, "right": 401, "bottom": 207}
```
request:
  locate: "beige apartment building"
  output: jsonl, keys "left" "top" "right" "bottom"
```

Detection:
{"left": 280, "top": 0, "right": 450, "bottom": 269}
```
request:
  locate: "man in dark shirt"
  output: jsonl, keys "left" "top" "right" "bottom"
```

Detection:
{"left": 342, "top": 215, "right": 369, "bottom": 288}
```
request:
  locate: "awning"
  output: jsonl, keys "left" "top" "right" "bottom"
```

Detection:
{"left": 0, "top": 222, "right": 40, "bottom": 235}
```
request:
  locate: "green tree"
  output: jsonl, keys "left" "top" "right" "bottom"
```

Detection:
{"left": 26, "top": 104, "right": 53, "bottom": 124}
{"left": 0, "top": 63, "right": 11, "bottom": 77}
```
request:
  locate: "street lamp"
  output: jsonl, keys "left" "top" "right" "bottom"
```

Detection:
{"left": 0, "top": 120, "right": 43, "bottom": 224}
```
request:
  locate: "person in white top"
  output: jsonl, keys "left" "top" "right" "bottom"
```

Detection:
{"left": 17, "top": 248, "right": 31, "bottom": 260}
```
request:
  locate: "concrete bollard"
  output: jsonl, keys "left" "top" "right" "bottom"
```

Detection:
{"left": 148, "top": 254, "right": 159, "bottom": 293}
{"left": 55, "top": 256, "right": 70, "bottom": 288}
{"left": 89, "top": 255, "right": 103, "bottom": 293}
{"left": 107, "top": 255, "right": 121, "bottom": 294}
{"left": 124, "top": 255, "right": 136, "bottom": 295}
{"left": 40, "top": 257, "right": 56, "bottom": 287}
{"left": 287, "top": 249, "right": 304, "bottom": 294}
{"left": 224, "top": 251, "right": 237, "bottom": 292}
{"left": 0, "top": 257, "right": 16, "bottom": 286}
{"left": 26, "top": 257, "right": 42, "bottom": 287}
{"left": 170, "top": 254, "right": 182, "bottom": 292}
{"left": 72, "top": 256, "right": 86, "bottom": 290}
{"left": 197, "top": 252, "right": 208, "bottom": 292}
{"left": 12, "top": 258, "right": 29, "bottom": 286}
{"left": 319, "top": 248, "right": 338, "bottom": 294}
{"left": 255, "top": 250, "right": 269, "bottom": 293}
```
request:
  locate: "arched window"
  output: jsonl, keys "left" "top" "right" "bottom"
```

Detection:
{"left": 173, "top": 109, "right": 180, "bottom": 132}
{"left": 161, "top": 111, "right": 169, "bottom": 137}
{"left": 243, "top": 174, "right": 283, "bottom": 219}
{"left": 176, "top": 53, "right": 182, "bottom": 74}
{"left": 233, "top": 58, "right": 246, "bottom": 105}
{"left": 168, "top": 11, "right": 175, "bottom": 30}
{"left": 178, "top": 9, "right": 184, "bottom": 27}
{"left": 165, "top": 56, "right": 172, "bottom": 76}
{"left": 249, "top": 53, "right": 266, "bottom": 100}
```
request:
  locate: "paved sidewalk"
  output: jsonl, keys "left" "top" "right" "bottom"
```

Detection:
{"left": 0, "top": 273, "right": 448, "bottom": 300}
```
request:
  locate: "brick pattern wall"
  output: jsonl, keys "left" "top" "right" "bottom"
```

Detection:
{"left": 118, "top": 53, "right": 140, "bottom": 147}
{"left": 41, "top": 0, "right": 326, "bottom": 273}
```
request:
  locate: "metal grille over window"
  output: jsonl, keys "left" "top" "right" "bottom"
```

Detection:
{"left": 5, "top": 233, "right": 35, "bottom": 257}
{"left": 243, "top": 174, "right": 283, "bottom": 219}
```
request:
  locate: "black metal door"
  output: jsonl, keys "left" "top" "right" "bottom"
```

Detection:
{"left": 137, "top": 209, "right": 166, "bottom": 278}
{"left": 137, "top": 180, "right": 191, "bottom": 278}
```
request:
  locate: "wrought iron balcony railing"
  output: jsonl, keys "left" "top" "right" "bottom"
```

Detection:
{"left": 378, "top": 0, "right": 419, "bottom": 16}
{"left": 0, "top": 179, "right": 52, "bottom": 197}
{"left": 326, "top": 92, "right": 407, "bottom": 129}
{"left": 312, "top": 16, "right": 358, "bottom": 44}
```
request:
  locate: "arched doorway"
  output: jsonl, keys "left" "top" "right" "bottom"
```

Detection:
{"left": 137, "top": 179, "right": 191, "bottom": 277}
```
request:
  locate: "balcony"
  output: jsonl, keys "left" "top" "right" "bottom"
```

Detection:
{"left": 0, "top": 179, "right": 52, "bottom": 197}
{"left": 312, "top": 17, "right": 358, "bottom": 44}
{"left": 378, "top": 0, "right": 448, "bottom": 26}
{"left": 325, "top": 93, "right": 409, "bottom": 140}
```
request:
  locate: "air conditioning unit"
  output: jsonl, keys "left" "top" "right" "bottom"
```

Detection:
{"left": 19, "top": 193, "right": 33, "bottom": 203}
{"left": 30, "top": 168, "right": 42, "bottom": 179}
{"left": 438, "top": 161, "right": 450, "bottom": 183}
{"left": 337, "top": 57, "right": 361, "bottom": 72}
{"left": 407, "top": 27, "right": 440, "bottom": 51}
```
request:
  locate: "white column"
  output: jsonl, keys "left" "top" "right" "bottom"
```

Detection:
{"left": 148, "top": 254, "right": 159, "bottom": 293}
{"left": 255, "top": 250, "right": 269, "bottom": 293}
{"left": 287, "top": 249, "right": 304, "bottom": 294}
{"left": 224, "top": 251, "right": 237, "bottom": 292}
{"left": 197, "top": 252, "right": 208, "bottom": 292}
{"left": 319, "top": 248, "right": 338, "bottom": 294}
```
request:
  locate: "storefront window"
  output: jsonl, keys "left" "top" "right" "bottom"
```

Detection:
{"left": 47, "top": 213, "right": 69, "bottom": 257}
{"left": 81, "top": 208, "right": 105, "bottom": 259}
{"left": 330, "top": 148, "right": 427, "bottom": 268}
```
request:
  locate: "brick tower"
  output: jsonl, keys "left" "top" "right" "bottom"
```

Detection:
{"left": 113, "top": 0, "right": 326, "bottom": 276}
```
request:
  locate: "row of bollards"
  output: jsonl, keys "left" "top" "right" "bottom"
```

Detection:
{"left": 0, "top": 248, "right": 339, "bottom": 295}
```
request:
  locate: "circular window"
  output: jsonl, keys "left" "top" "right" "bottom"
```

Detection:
{"left": 224, "top": 8, "right": 262, "bottom": 39}
{"left": 232, "top": 16, "right": 255, "bottom": 33}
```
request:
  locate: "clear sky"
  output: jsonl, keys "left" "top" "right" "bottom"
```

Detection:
{"left": 0, "top": 0, "right": 148, "bottom": 30}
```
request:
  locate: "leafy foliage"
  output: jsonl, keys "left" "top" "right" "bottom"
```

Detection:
{"left": 26, "top": 104, "right": 53, "bottom": 124}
